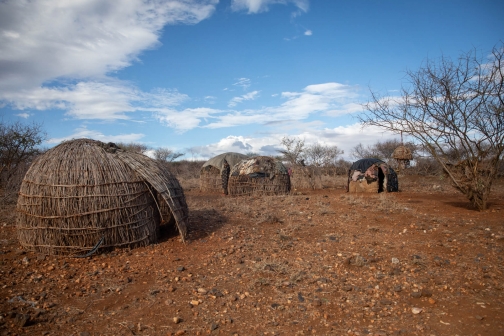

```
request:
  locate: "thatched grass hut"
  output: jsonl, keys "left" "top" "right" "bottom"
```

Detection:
{"left": 16, "top": 139, "right": 189, "bottom": 256}
{"left": 228, "top": 156, "right": 290, "bottom": 196}
{"left": 347, "top": 158, "right": 398, "bottom": 193}
{"left": 200, "top": 152, "right": 248, "bottom": 194}
{"left": 392, "top": 145, "right": 413, "bottom": 172}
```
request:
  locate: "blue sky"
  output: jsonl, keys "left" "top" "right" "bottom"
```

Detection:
{"left": 1, "top": 0, "right": 503, "bottom": 160}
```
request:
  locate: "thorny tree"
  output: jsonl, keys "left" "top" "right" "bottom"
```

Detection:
{"left": 0, "top": 121, "right": 45, "bottom": 181}
{"left": 153, "top": 147, "right": 185, "bottom": 162}
{"left": 278, "top": 136, "right": 305, "bottom": 165}
{"left": 360, "top": 43, "right": 504, "bottom": 211}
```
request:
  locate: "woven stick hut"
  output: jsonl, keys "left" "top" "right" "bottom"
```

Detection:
{"left": 228, "top": 156, "right": 290, "bottom": 196}
{"left": 200, "top": 152, "right": 248, "bottom": 194}
{"left": 392, "top": 145, "right": 413, "bottom": 172}
{"left": 16, "top": 139, "right": 189, "bottom": 256}
{"left": 347, "top": 158, "right": 398, "bottom": 193}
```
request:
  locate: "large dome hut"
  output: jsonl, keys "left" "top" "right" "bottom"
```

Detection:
{"left": 16, "top": 139, "right": 189, "bottom": 256}
{"left": 200, "top": 152, "right": 248, "bottom": 195}
{"left": 228, "top": 156, "right": 290, "bottom": 196}
{"left": 347, "top": 158, "right": 398, "bottom": 193}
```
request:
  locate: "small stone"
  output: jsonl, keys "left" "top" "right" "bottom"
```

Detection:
{"left": 165, "top": 299, "right": 173, "bottom": 305}
{"left": 197, "top": 288, "right": 207, "bottom": 295}
{"left": 391, "top": 257, "right": 399, "bottom": 264}
{"left": 422, "top": 289, "right": 433, "bottom": 297}
{"left": 190, "top": 300, "right": 199, "bottom": 306}
{"left": 173, "top": 316, "right": 182, "bottom": 324}
{"left": 342, "top": 285, "right": 353, "bottom": 292}
{"left": 475, "top": 315, "right": 484, "bottom": 320}
{"left": 393, "top": 285, "right": 402, "bottom": 292}
{"left": 174, "top": 330, "right": 186, "bottom": 336}
{"left": 177, "top": 266, "right": 185, "bottom": 272}
{"left": 43, "top": 302, "right": 56, "bottom": 309}
{"left": 380, "top": 299, "right": 393, "bottom": 306}
{"left": 411, "top": 307, "right": 423, "bottom": 314}
{"left": 312, "top": 299, "right": 322, "bottom": 307}
{"left": 297, "top": 292, "right": 305, "bottom": 302}
{"left": 410, "top": 291, "right": 422, "bottom": 298}
{"left": 15, "top": 313, "right": 30, "bottom": 327}
{"left": 428, "top": 298, "right": 436, "bottom": 304}
{"left": 210, "top": 322, "right": 218, "bottom": 331}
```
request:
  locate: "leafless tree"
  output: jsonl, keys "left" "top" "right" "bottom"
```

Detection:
{"left": 304, "top": 143, "right": 343, "bottom": 167}
{"left": 153, "top": 147, "right": 185, "bottom": 162}
{"left": 360, "top": 43, "right": 504, "bottom": 210}
{"left": 116, "top": 142, "right": 149, "bottom": 154}
{"left": 351, "top": 139, "right": 417, "bottom": 162}
{"left": 0, "top": 121, "right": 46, "bottom": 176}
{"left": 278, "top": 136, "right": 305, "bottom": 165}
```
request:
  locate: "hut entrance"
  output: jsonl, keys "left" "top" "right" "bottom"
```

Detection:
{"left": 347, "top": 158, "right": 398, "bottom": 193}
{"left": 378, "top": 167, "right": 385, "bottom": 193}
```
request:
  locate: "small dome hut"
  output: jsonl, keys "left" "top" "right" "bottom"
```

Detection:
{"left": 16, "top": 139, "right": 189, "bottom": 256}
{"left": 347, "top": 158, "right": 398, "bottom": 193}
{"left": 228, "top": 156, "right": 290, "bottom": 196}
{"left": 200, "top": 152, "right": 248, "bottom": 194}
{"left": 392, "top": 145, "right": 413, "bottom": 172}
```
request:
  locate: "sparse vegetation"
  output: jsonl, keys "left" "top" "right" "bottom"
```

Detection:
{"left": 361, "top": 43, "right": 504, "bottom": 210}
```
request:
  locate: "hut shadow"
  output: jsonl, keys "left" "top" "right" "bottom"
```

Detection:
{"left": 186, "top": 209, "right": 228, "bottom": 241}
{"left": 444, "top": 201, "right": 500, "bottom": 211}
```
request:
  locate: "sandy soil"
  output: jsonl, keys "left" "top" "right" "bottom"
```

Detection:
{"left": 0, "top": 176, "right": 503, "bottom": 336}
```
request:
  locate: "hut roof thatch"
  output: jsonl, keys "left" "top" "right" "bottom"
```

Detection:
{"left": 392, "top": 145, "right": 413, "bottom": 160}
{"left": 16, "top": 139, "right": 188, "bottom": 255}
{"left": 231, "top": 156, "right": 288, "bottom": 177}
{"left": 202, "top": 152, "right": 248, "bottom": 172}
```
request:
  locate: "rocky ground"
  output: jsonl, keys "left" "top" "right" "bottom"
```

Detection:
{"left": 0, "top": 175, "right": 503, "bottom": 336}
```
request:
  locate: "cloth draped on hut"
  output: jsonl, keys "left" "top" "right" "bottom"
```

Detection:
{"left": 202, "top": 152, "right": 248, "bottom": 172}
{"left": 232, "top": 157, "right": 288, "bottom": 179}
{"left": 200, "top": 152, "right": 248, "bottom": 194}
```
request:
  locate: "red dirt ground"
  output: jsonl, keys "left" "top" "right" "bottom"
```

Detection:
{"left": 1, "top": 176, "right": 503, "bottom": 336}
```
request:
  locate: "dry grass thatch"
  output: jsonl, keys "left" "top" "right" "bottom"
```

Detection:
{"left": 228, "top": 156, "right": 290, "bottom": 196}
{"left": 16, "top": 139, "right": 188, "bottom": 255}
{"left": 392, "top": 145, "right": 413, "bottom": 160}
{"left": 199, "top": 165, "right": 222, "bottom": 192}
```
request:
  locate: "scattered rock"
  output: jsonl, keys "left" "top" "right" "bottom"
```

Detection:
{"left": 411, "top": 307, "right": 423, "bottom": 314}
{"left": 173, "top": 316, "right": 182, "bottom": 324}
{"left": 410, "top": 291, "right": 422, "bottom": 298}
{"left": 14, "top": 313, "right": 30, "bottom": 327}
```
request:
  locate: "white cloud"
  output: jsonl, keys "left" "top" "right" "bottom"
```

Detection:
{"left": 206, "top": 82, "right": 360, "bottom": 128}
{"left": 189, "top": 135, "right": 279, "bottom": 160}
{"left": 15, "top": 113, "right": 30, "bottom": 119}
{"left": 304, "top": 30, "right": 312, "bottom": 36}
{"left": 46, "top": 126, "right": 145, "bottom": 144}
{"left": 0, "top": 0, "right": 218, "bottom": 104}
{"left": 233, "top": 78, "right": 251, "bottom": 90}
{"left": 188, "top": 122, "right": 399, "bottom": 161}
{"left": 154, "top": 107, "right": 221, "bottom": 132}
{"left": 231, "top": 0, "right": 309, "bottom": 14}
{"left": 228, "top": 90, "right": 260, "bottom": 107}
{"left": 1, "top": 80, "right": 189, "bottom": 121}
